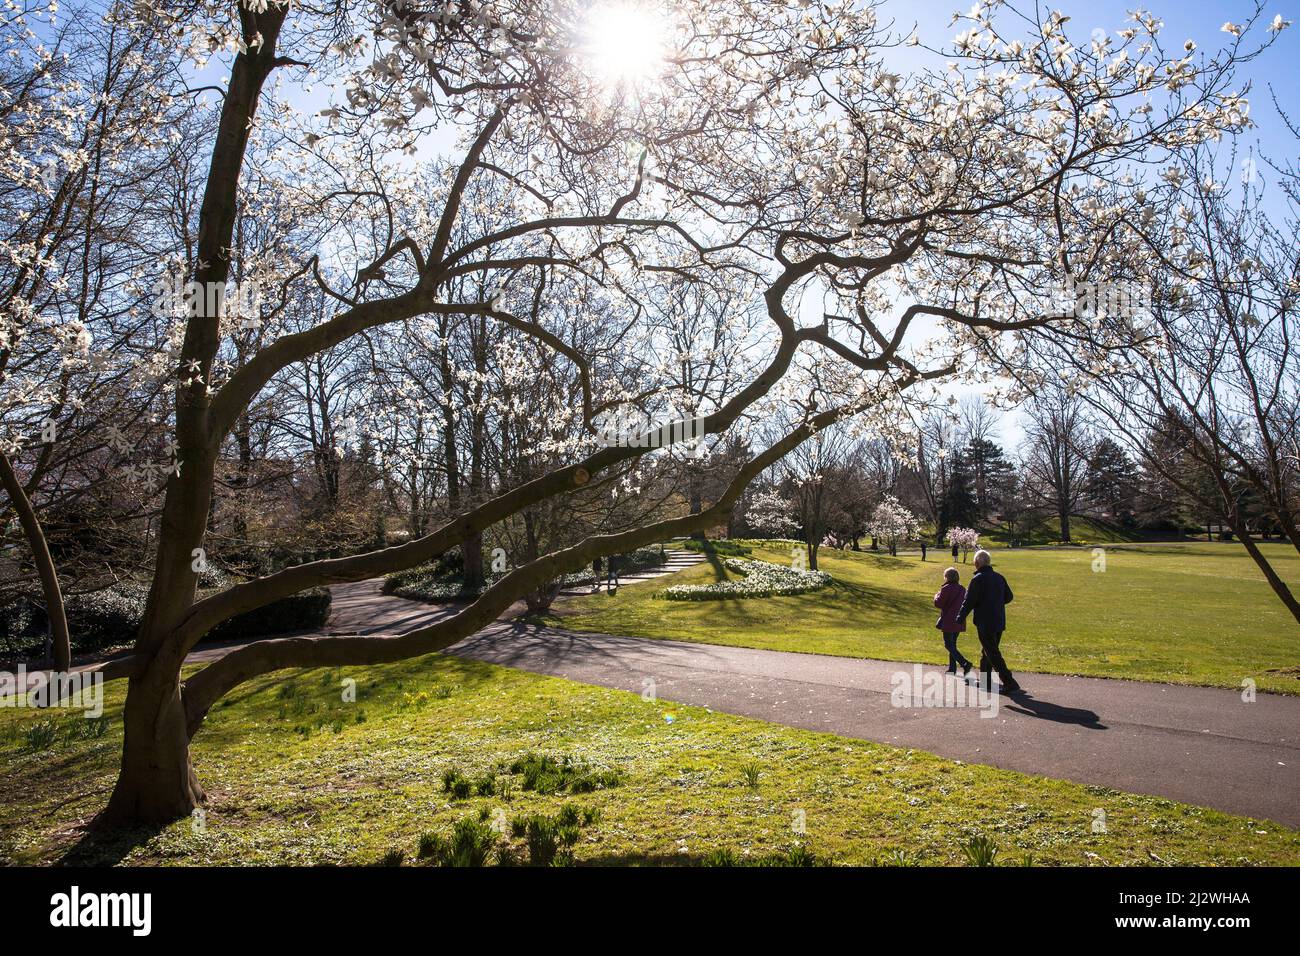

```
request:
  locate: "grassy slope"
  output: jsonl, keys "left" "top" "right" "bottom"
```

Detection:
{"left": 541, "top": 541, "right": 1300, "bottom": 694}
{"left": 2, "top": 653, "right": 1296, "bottom": 866}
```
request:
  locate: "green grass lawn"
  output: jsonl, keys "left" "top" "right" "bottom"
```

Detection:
{"left": 2, "top": 652, "right": 1296, "bottom": 866}
{"left": 540, "top": 541, "right": 1300, "bottom": 695}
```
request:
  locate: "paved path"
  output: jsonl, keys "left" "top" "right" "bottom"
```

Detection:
{"left": 182, "top": 550, "right": 705, "bottom": 664}
{"left": 170, "top": 563, "right": 1299, "bottom": 828}
{"left": 450, "top": 624, "right": 1300, "bottom": 827}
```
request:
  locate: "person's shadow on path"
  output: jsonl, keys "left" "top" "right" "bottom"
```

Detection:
{"left": 1003, "top": 691, "right": 1107, "bottom": 730}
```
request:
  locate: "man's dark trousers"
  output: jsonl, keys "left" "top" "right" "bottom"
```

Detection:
{"left": 977, "top": 629, "right": 1015, "bottom": 691}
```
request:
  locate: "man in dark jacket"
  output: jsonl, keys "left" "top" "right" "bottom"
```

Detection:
{"left": 957, "top": 549, "right": 1021, "bottom": 694}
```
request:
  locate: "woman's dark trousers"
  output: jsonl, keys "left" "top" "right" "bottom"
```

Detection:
{"left": 943, "top": 632, "right": 971, "bottom": 671}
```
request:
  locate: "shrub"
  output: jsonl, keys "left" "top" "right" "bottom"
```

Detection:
{"left": 961, "top": 835, "right": 1000, "bottom": 867}
{"left": 383, "top": 548, "right": 491, "bottom": 602}
{"left": 505, "top": 752, "right": 620, "bottom": 795}
{"left": 0, "top": 598, "right": 42, "bottom": 660}
{"left": 516, "top": 807, "right": 587, "bottom": 867}
{"left": 418, "top": 816, "right": 499, "bottom": 867}
{"left": 680, "top": 538, "right": 752, "bottom": 557}
{"left": 388, "top": 546, "right": 669, "bottom": 605}
{"left": 25, "top": 720, "right": 59, "bottom": 750}
{"left": 196, "top": 564, "right": 236, "bottom": 590}
{"left": 703, "top": 845, "right": 829, "bottom": 867}
{"left": 202, "top": 588, "right": 331, "bottom": 643}
{"left": 388, "top": 573, "right": 487, "bottom": 603}
{"left": 441, "top": 768, "right": 473, "bottom": 799}
{"left": 417, "top": 831, "right": 440, "bottom": 859}
{"left": 63, "top": 583, "right": 150, "bottom": 652}
{"left": 623, "top": 546, "right": 670, "bottom": 571}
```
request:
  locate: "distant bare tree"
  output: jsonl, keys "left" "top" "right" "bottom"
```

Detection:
{"left": 1022, "top": 389, "right": 1092, "bottom": 543}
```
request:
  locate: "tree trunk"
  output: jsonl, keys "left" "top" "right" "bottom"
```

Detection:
{"left": 102, "top": 4, "right": 288, "bottom": 827}
{"left": 1059, "top": 511, "right": 1070, "bottom": 543}
{"left": 0, "top": 451, "right": 70, "bottom": 670}
{"left": 100, "top": 656, "right": 204, "bottom": 824}
{"left": 1228, "top": 512, "right": 1300, "bottom": 625}
{"left": 462, "top": 533, "right": 484, "bottom": 587}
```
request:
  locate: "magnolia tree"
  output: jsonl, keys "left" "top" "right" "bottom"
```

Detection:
{"left": 1037, "top": 129, "right": 1300, "bottom": 621}
{"left": 0, "top": 1, "right": 195, "bottom": 668}
{"left": 868, "top": 494, "right": 919, "bottom": 556}
{"left": 0, "top": 0, "right": 1271, "bottom": 825}
{"left": 945, "top": 526, "right": 980, "bottom": 560}
{"left": 744, "top": 488, "right": 796, "bottom": 538}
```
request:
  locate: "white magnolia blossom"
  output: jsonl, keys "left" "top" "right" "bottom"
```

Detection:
{"left": 867, "top": 495, "right": 920, "bottom": 549}
{"left": 744, "top": 489, "right": 797, "bottom": 538}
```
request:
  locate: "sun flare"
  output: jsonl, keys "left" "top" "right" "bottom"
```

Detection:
{"left": 583, "top": 3, "right": 668, "bottom": 85}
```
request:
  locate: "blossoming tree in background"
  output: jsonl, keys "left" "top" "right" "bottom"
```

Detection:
{"left": 868, "top": 495, "right": 920, "bottom": 557}
{"left": 744, "top": 489, "right": 797, "bottom": 539}
{"left": 946, "top": 527, "right": 980, "bottom": 562}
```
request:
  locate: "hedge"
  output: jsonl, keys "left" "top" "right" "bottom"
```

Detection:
{"left": 201, "top": 587, "right": 332, "bottom": 643}
{"left": 0, "top": 580, "right": 332, "bottom": 660}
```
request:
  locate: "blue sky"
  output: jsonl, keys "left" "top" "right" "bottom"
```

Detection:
{"left": 886, "top": 1, "right": 1299, "bottom": 448}
{"left": 898, "top": 0, "right": 1299, "bottom": 194}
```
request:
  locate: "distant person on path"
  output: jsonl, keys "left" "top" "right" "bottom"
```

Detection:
{"left": 920, "top": 541, "right": 927, "bottom": 561}
{"left": 958, "top": 549, "right": 1021, "bottom": 694}
{"left": 933, "top": 567, "right": 972, "bottom": 676}
{"left": 592, "top": 556, "right": 604, "bottom": 593}
{"left": 608, "top": 553, "right": 622, "bottom": 590}
{"left": 950, "top": 540, "right": 959, "bottom": 560}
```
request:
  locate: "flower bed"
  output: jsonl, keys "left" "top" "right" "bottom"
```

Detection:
{"left": 662, "top": 558, "right": 831, "bottom": 601}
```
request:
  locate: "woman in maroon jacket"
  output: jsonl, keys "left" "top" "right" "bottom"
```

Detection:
{"left": 934, "top": 567, "right": 973, "bottom": 675}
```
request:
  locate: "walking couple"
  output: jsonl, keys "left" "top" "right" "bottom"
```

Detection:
{"left": 932, "top": 549, "right": 1022, "bottom": 695}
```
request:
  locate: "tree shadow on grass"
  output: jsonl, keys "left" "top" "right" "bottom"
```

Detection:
{"left": 825, "top": 579, "right": 932, "bottom": 617}
{"left": 655, "top": 576, "right": 934, "bottom": 636}
{"left": 190, "top": 652, "right": 505, "bottom": 750}
{"left": 833, "top": 550, "right": 915, "bottom": 572}
{"left": 56, "top": 819, "right": 172, "bottom": 866}
{"left": 701, "top": 549, "right": 727, "bottom": 580}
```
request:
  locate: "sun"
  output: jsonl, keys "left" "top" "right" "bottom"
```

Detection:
{"left": 583, "top": 3, "right": 668, "bottom": 85}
